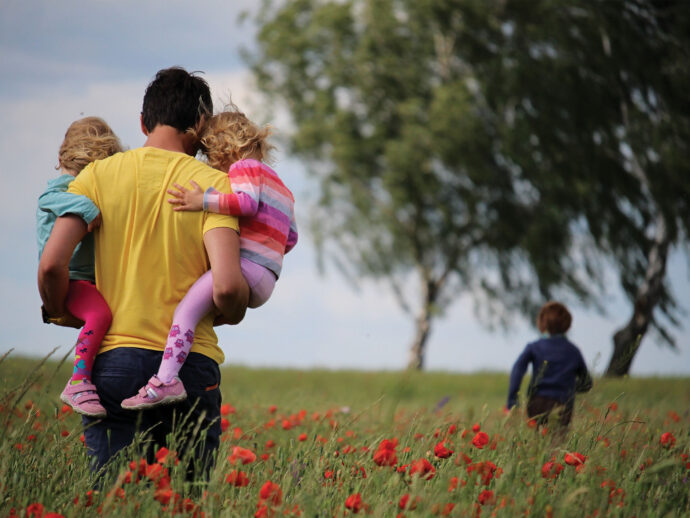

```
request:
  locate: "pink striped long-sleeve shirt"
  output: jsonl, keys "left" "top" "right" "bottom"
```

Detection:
{"left": 203, "top": 158, "right": 297, "bottom": 278}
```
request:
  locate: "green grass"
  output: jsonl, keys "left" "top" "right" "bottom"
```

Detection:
{"left": 1, "top": 352, "right": 687, "bottom": 517}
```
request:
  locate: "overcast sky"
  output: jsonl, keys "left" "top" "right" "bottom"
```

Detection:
{"left": 1, "top": 0, "right": 688, "bottom": 376}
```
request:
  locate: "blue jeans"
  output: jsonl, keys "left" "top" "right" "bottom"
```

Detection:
{"left": 82, "top": 348, "right": 222, "bottom": 478}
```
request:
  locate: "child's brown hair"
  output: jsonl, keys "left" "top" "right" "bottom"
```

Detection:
{"left": 58, "top": 117, "right": 123, "bottom": 174}
{"left": 537, "top": 301, "right": 572, "bottom": 335}
{"left": 196, "top": 104, "right": 275, "bottom": 171}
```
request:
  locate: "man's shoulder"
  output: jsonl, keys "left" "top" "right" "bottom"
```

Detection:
{"left": 187, "top": 158, "right": 225, "bottom": 177}
{"left": 183, "top": 158, "right": 230, "bottom": 191}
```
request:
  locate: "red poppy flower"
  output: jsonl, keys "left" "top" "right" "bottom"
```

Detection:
{"left": 467, "top": 461, "right": 498, "bottom": 485}
{"left": 399, "top": 494, "right": 412, "bottom": 510}
{"left": 378, "top": 438, "right": 398, "bottom": 450}
{"left": 541, "top": 460, "right": 564, "bottom": 479}
{"left": 660, "top": 432, "right": 676, "bottom": 448}
{"left": 298, "top": 433, "right": 307, "bottom": 442}
{"left": 154, "top": 487, "right": 174, "bottom": 506}
{"left": 373, "top": 449, "right": 397, "bottom": 467}
{"left": 259, "top": 481, "right": 282, "bottom": 506}
{"left": 478, "top": 489, "right": 494, "bottom": 505}
{"left": 226, "top": 470, "right": 250, "bottom": 487}
{"left": 26, "top": 503, "right": 44, "bottom": 518}
{"left": 409, "top": 458, "right": 436, "bottom": 480}
{"left": 458, "top": 452, "right": 472, "bottom": 465}
{"left": 220, "top": 403, "right": 235, "bottom": 416}
{"left": 145, "top": 462, "right": 169, "bottom": 484}
{"left": 220, "top": 418, "right": 230, "bottom": 432}
{"left": 73, "top": 490, "right": 94, "bottom": 508}
{"left": 268, "top": 405, "right": 278, "bottom": 414}
{"left": 373, "top": 438, "right": 398, "bottom": 466}
{"left": 254, "top": 502, "right": 269, "bottom": 518}
{"left": 564, "top": 452, "right": 586, "bottom": 466}
{"left": 441, "top": 503, "right": 455, "bottom": 516}
{"left": 352, "top": 465, "right": 367, "bottom": 478}
{"left": 472, "top": 432, "right": 490, "bottom": 449}
{"left": 155, "top": 447, "right": 178, "bottom": 465}
{"left": 434, "top": 441, "right": 454, "bottom": 459}
{"left": 229, "top": 446, "right": 257, "bottom": 465}
{"left": 472, "top": 423, "right": 481, "bottom": 433}
{"left": 345, "top": 493, "right": 364, "bottom": 513}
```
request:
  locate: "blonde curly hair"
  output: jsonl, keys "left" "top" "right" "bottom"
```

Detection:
{"left": 195, "top": 106, "right": 275, "bottom": 171}
{"left": 58, "top": 117, "right": 123, "bottom": 174}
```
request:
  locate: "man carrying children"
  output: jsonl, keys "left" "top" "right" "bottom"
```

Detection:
{"left": 38, "top": 67, "right": 249, "bottom": 477}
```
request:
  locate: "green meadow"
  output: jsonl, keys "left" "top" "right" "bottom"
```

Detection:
{"left": 1, "top": 352, "right": 687, "bottom": 517}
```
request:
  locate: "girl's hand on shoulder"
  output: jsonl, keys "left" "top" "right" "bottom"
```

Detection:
{"left": 168, "top": 180, "right": 204, "bottom": 211}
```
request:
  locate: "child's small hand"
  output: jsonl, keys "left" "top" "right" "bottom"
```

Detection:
{"left": 87, "top": 213, "right": 102, "bottom": 232}
{"left": 168, "top": 180, "right": 204, "bottom": 211}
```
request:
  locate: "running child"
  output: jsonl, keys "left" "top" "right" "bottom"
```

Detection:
{"left": 121, "top": 107, "right": 297, "bottom": 409}
{"left": 506, "top": 301, "right": 592, "bottom": 427}
{"left": 37, "top": 116, "right": 123, "bottom": 417}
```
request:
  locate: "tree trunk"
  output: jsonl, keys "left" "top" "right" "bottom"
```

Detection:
{"left": 406, "top": 278, "right": 437, "bottom": 370}
{"left": 605, "top": 214, "right": 670, "bottom": 376}
{"left": 407, "top": 306, "right": 433, "bottom": 370}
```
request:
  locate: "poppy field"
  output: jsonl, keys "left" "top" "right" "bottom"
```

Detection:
{"left": 1, "top": 353, "right": 687, "bottom": 517}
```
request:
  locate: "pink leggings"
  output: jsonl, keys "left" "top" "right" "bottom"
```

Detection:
{"left": 64, "top": 280, "right": 112, "bottom": 382}
{"left": 156, "top": 259, "right": 276, "bottom": 383}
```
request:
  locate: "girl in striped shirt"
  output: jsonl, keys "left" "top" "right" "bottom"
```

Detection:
{"left": 121, "top": 108, "right": 297, "bottom": 410}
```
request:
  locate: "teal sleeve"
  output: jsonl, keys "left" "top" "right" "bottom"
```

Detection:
{"left": 38, "top": 189, "right": 100, "bottom": 224}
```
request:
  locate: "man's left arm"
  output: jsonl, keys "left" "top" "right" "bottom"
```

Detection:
{"left": 38, "top": 215, "right": 88, "bottom": 327}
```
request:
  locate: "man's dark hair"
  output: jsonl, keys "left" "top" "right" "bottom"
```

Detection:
{"left": 141, "top": 67, "right": 213, "bottom": 133}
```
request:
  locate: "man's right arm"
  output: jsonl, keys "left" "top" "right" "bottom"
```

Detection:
{"left": 38, "top": 215, "right": 88, "bottom": 326}
{"left": 203, "top": 227, "right": 249, "bottom": 324}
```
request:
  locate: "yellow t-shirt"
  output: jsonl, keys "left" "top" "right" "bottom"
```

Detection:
{"left": 68, "top": 147, "right": 238, "bottom": 364}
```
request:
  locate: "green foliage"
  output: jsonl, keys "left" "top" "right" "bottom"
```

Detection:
{"left": 1, "top": 355, "right": 688, "bottom": 517}
{"left": 247, "top": 0, "right": 690, "bottom": 365}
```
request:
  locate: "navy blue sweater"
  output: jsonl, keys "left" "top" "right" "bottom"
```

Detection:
{"left": 507, "top": 335, "right": 591, "bottom": 409}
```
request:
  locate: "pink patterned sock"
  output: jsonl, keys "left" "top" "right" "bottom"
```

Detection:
{"left": 157, "top": 271, "right": 214, "bottom": 383}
